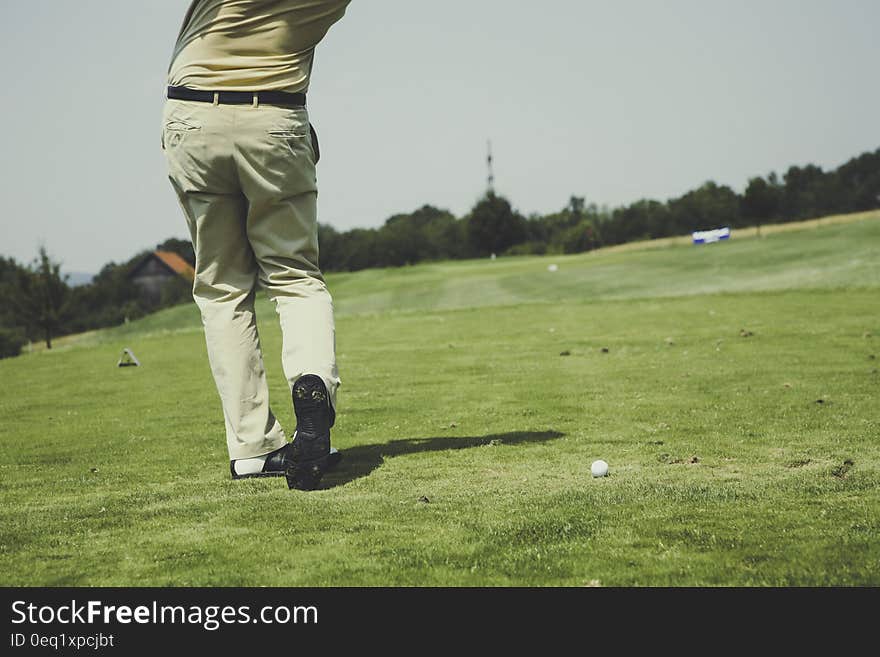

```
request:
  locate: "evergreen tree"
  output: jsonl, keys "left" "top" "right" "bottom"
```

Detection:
{"left": 9, "top": 247, "right": 72, "bottom": 349}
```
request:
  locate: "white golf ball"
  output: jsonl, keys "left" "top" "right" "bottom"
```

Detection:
{"left": 591, "top": 460, "right": 609, "bottom": 478}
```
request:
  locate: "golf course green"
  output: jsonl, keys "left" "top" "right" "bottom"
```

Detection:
{"left": 1, "top": 211, "right": 878, "bottom": 585}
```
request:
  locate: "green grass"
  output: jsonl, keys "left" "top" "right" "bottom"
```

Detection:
{"left": 1, "top": 213, "right": 879, "bottom": 586}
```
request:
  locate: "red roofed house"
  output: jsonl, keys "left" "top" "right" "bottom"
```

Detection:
{"left": 128, "top": 250, "right": 195, "bottom": 304}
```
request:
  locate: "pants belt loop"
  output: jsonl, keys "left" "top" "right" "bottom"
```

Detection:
{"left": 213, "top": 92, "right": 219, "bottom": 106}
{"left": 252, "top": 93, "right": 259, "bottom": 108}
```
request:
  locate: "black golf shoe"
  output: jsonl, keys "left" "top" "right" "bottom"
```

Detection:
{"left": 286, "top": 374, "right": 336, "bottom": 491}
{"left": 230, "top": 443, "right": 293, "bottom": 480}
{"left": 231, "top": 444, "right": 340, "bottom": 480}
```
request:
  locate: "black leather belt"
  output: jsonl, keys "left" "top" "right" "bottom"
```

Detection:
{"left": 167, "top": 86, "right": 306, "bottom": 107}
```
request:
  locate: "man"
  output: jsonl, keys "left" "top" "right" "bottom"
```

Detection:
{"left": 161, "top": 0, "right": 351, "bottom": 490}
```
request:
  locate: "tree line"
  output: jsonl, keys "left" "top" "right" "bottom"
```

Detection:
{"left": 1, "top": 147, "right": 877, "bottom": 358}
{"left": 320, "top": 146, "right": 880, "bottom": 270}
{"left": 0, "top": 238, "right": 193, "bottom": 358}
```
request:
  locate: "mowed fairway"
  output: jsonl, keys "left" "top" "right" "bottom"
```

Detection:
{"left": 1, "top": 213, "right": 878, "bottom": 586}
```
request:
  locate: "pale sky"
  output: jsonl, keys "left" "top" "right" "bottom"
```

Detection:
{"left": 1, "top": 0, "right": 878, "bottom": 273}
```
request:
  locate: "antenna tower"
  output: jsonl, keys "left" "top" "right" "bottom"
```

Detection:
{"left": 487, "top": 140, "right": 495, "bottom": 194}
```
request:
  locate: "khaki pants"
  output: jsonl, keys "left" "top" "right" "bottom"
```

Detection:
{"left": 162, "top": 98, "right": 339, "bottom": 460}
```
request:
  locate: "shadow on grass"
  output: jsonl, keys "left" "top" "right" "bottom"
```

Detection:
{"left": 321, "top": 430, "right": 565, "bottom": 488}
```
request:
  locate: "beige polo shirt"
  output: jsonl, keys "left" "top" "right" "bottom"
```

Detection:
{"left": 168, "top": 0, "right": 351, "bottom": 93}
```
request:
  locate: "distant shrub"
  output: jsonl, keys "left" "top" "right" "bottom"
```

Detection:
{"left": 506, "top": 241, "right": 548, "bottom": 256}
{"left": 160, "top": 276, "right": 193, "bottom": 307}
{"left": 0, "top": 326, "right": 26, "bottom": 359}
